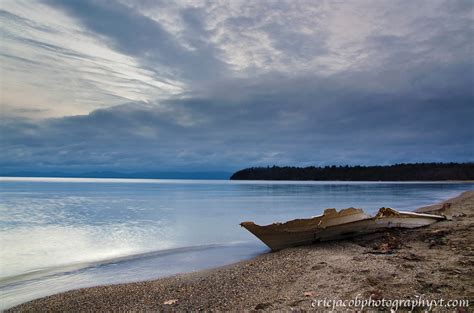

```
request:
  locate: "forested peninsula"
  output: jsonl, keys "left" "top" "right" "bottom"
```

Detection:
{"left": 230, "top": 163, "right": 474, "bottom": 181}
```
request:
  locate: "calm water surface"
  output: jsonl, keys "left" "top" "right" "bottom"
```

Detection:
{"left": 1, "top": 177, "right": 473, "bottom": 309}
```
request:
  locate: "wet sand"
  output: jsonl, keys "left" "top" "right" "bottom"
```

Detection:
{"left": 9, "top": 191, "right": 474, "bottom": 311}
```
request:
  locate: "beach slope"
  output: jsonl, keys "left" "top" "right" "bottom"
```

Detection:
{"left": 9, "top": 191, "right": 473, "bottom": 311}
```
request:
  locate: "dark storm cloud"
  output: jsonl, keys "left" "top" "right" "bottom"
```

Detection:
{"left": 45, "top": 0, "right": 228, "bottom": 81}
{"left": 2, "top": 63, "right": 473, "bottom": 173}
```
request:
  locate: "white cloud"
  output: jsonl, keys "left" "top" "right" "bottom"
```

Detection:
{"left": 2, "top": 0, "right": 471, "bottom": 119}
{"left": 0, "top": 0, "right": 185, "bottom": 118}
{"left": 116, "top": 0, "right": 471, "bottom": 78}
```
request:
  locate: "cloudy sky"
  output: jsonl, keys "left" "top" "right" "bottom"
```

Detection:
{"left": 1, "top": 0, "right": 473, "bottom": 175}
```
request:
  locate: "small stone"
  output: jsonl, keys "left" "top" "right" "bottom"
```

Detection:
{"left": 163, "top": 299, "right": 178, "bottom": 305}
{"left": 304, "top": 291, "right": 316, "bottom": 297}
{"left": 255, "top": 302, "right": 272, "bottom": 310}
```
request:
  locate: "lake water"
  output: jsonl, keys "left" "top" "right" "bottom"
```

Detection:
{"left": 0, "top": 177, "right": 473, "bottom": 309}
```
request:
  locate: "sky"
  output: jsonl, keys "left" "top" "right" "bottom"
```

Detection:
{"left": 0, "top": 0, "right": 473, "bottom": 175}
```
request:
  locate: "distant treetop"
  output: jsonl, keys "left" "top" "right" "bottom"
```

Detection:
{"left": 230, "top": 163, "right": 474, "bottom": 181}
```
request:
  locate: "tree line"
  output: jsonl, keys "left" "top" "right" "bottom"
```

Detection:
{"left": 230, "top": 163, "right": 474, "bottom": 181}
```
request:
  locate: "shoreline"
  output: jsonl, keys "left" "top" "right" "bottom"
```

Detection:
{"left": 8, "top": 190, "right": 474, "bottom": 311}
{"left": 2, "top": 176, "right": 474, "bottom": 184}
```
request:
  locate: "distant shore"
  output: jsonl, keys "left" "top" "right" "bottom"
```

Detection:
{"left": 9, "top": 190, "right": 474, "bottom": 311}
{"left": 230, "top": 163, "right": 474, "bottom": 181}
